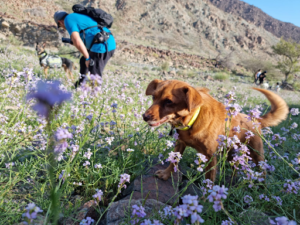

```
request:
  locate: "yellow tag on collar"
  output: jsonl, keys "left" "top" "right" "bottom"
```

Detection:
{"left": 39, "top": 52, "right": 47, "bottom": 58}
{"left": 175, "top": 107, "right": 201, "bottom": 131}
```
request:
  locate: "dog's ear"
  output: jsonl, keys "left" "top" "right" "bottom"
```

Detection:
{"left": 42, "top": 42, "right": 46, "bottom": 47}
{"left": 146, "top": 79, "right": 162, "bottom": 95}
{"left": 183, "top": 86, "right": 202, "bottom": 112}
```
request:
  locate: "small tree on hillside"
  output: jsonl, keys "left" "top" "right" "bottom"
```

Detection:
{"left": 241, "top": 58, "right": 273, "bottom": 74}
{"left": 272, "top": 38, "right": 300, "bottom": 81}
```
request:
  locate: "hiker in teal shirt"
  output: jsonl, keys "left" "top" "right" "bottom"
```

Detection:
{"left": 53, "top": 10, "right": 116, "bottom": 87}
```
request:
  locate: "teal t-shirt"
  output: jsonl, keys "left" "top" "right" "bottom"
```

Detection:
{"left": 64, "top": 13, "right": 116, "bottom": 53}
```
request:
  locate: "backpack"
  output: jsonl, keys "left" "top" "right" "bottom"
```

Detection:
{"left": 39, "top": 52, "right": 62, "bottom": 68}
{"left": 47, "top": 55, "right": 62, "bottom": 68}
{"left": 72, "top": 4, "right": 113, "bottom": 28}
{"left": 72, "top": 4, "right": 113, "bottom": 51}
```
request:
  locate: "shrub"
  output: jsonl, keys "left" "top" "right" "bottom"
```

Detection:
{"left": 293, "top": 82, "right": 300, "bottom": 91}
{"left": 161, "top": 61, "right": 169, "bottom": 72}
{"left": 214, "top": 72, "right": 229, "bottom": 81}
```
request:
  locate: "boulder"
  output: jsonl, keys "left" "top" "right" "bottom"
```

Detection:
{"left": 14, "top": 26, "right": 22, "bottom": 33}
{"left": 122, "top": 162, "right": 182, "bottom": 205}
{"left": 179, "top": 180, "right": 203, "bottom": 198}
{"left": 169, "top": 70, "right": 176, "bottom": 77}
{"left": 64, "top": 200, "right": 98, "bottom": 225}
{"left": 1, "top": 21, "right": 10, "bottom": 29}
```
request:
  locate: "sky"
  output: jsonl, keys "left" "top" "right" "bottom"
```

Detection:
{"left": 242, "top": 0, "right": 300, "bottom": 27}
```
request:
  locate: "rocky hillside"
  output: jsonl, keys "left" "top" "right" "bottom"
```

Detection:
{"left": 210, "top": 0, "right": 300, "bottom": 43}
{"left": 0, "top": 0, "right": 280, "bottom": 62}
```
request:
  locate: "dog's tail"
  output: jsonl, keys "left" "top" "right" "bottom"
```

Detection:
{"left": 253, "top": 88, "right": 289, "bottom": 128}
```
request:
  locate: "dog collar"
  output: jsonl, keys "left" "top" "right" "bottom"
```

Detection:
{"left": 175, "top": 106, "right": 201, "bottom": 131}
{"left": 38, "top": 52, "right": 47, "bottom": 58}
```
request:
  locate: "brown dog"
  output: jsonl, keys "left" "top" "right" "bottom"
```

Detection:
{"left": 143, "top": 79, "right": 288, "bottom": 181}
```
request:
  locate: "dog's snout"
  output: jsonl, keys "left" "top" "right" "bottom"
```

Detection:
{"left": 143, "top": 113, "right": 152, "bottom": 122}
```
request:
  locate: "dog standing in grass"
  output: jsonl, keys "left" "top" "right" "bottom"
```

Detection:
{"left": 36, "top": 42, "right": 75, "bottom": 81}
{"left": 143, "top": 79, "right": 289, "bottom": 182}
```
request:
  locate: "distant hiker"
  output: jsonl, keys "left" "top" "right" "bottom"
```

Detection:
{"left": 53, "top": 6, "right": 116, "bottom": 88}
{"left": 254, "top": 69, "right": 262, "bottom": 84}
{"left": 259, "top": 71, "right": 267, "bottom": 85}
{"left": 275, "top": 82, "right": 281, "bottom": 92}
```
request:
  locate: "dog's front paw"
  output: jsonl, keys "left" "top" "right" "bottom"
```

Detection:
{"left": 155, "top": 169, "right": 171, "bottom": 180}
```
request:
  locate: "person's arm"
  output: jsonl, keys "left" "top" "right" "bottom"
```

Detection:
{"left": 71, "top": 32, "right": 89, "bottom": 59}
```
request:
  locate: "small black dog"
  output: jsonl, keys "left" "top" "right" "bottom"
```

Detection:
{"left": 36, "top": 42, "right": 75, "bottom": 80}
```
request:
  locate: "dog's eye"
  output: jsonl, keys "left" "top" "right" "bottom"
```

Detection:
{"left": 152, "top": 96, "right": 155, "bottom": 100}
{"left": 165, "top": 99, "right": 173, "bottom": 105}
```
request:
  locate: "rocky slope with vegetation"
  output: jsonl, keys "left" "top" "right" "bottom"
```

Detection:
{"left": 210, "top": 0, "right": 300, "bottom": 43}
{"left": 0, "top": 0, "right": 280, "bottom": 62}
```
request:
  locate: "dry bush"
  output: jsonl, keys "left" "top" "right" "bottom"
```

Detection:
{"left": 240, "top": 58, "right": 283, "bottom": 82}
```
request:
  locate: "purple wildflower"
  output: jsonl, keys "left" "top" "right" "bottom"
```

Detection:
{"left": 94, "top": 163, "right": 102, "bottom": 169}
{"left": 245, "top": 131, "right": 254, "bottom": 139}
{"left": 166, "top": 152, "right": 182, "bottom": 172}
{"left": 207, "top": 185, "right": 228, "bottom": 212}
{"left": 225, "top": 91, "right": 236, "bottom": 101}
{"left": 118, "top": 173, "right": 130, "bottom": 191}
{"left": 290, "top": 108, "right": 299, "bottom": 116}
{"left": 83, "top": 161, "right": 90, "bottom": 167}
{"left": 194, "top": 153, "right": 208, "bottom": 172}
{"left": 201, "top": 179, "right": 214, "bottom": 197}
{"left": 26, "top": 80, "right": 71, "bottom": 118}
{"left": 80, "top": 74, "right": 102, "bottom": 97}
{"left": 272, "top": 196, "right": 282, "bottom": 206}
{"left": 93, "top": 189, "right": 103, "bottom": 204}
{"left": 283, "top": 180, "right": 300, "bottom": 194}
{"left": 233, "top": 125, "right": 241, "bottom": 133}
{"left": 80, "top": 217, "right": 95, "bottom": 225}
{"left": 269, "top": 216, "right": 297, "bottom": 225}
{"left": 55, "top": 128, "right": 73, "bottom": 141}
{"left": 259, "top": 194, "right": 270, "bottom": 202}
{"left": 225, "top": 103, "right": 242, "bottom": 118}
{"left": 258, "top": 161, "right": 275, "bottom": 172}
{"left": 243, "top": 195, "right": 253, "bottom": 204}
{"left": 173, "top": 195, "right": 204, "bottom": 224}
{"left": 166, "top": 140, "right": 175, "bottom": 148}
{"left": 22, "top": 203, "right": 43, "bottom": 225}
{"left": 221, "top": 218, "right": 234, "bottom": 225}
{"left": 141, "top": 219, "right": 164, "bottom": 225}
{"left": 132, "top": 205, "right": 146, "bottom": 218}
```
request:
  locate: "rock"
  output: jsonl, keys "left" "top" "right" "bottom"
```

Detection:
{"left": 23, "top": 7, "right": 46, "bottom": 18}
{"left": 218, "top": 87, "right": 227, "bottom": 92}
{"left": 180, "top": 180, "right": 203, "bottom": 198}
{"left": 239, "top": 208, "right": 269, "bottom": 225}
{"left": 169, "top": 70, "right": 176, "bottom": 76}
{"left": 106, "top": 199, "right": 166, "bottom": 225}
{"left": 64, "top": 200, "right": 98, "bottom": 225}
{"left": 122, "top": 163, "right": 182, "bottom": 205}
{"left": 281, "top": 82, "right": 294, "bottom": 91}
{"left": 14, "top": 26, "right": 21, "bottom": 33}
{"left": 204, "top": 75, "right": 214, "bottom": 81}
{"left": 1, "top": 21, "right": 10, "bottom": 29}
{"left": 0, "top": 33, "right": 6, "bottom": 40}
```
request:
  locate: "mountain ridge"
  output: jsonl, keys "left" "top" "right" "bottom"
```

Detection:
{"left": 0, "top": 0, "right": 281, "bottom": 64}
{"left": 209, "top": 0, "right": 300, "bottom": 42}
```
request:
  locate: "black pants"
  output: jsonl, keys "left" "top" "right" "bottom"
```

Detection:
{"left": 75, "top": 50, "right": 115, "bottom": 88}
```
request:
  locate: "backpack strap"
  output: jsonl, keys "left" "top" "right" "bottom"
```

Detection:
{"left": 79, "top": 25, "right": 99, "bottom": 46}
{"left": 79, "top": 25, "right": 112, "bottom": 51}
